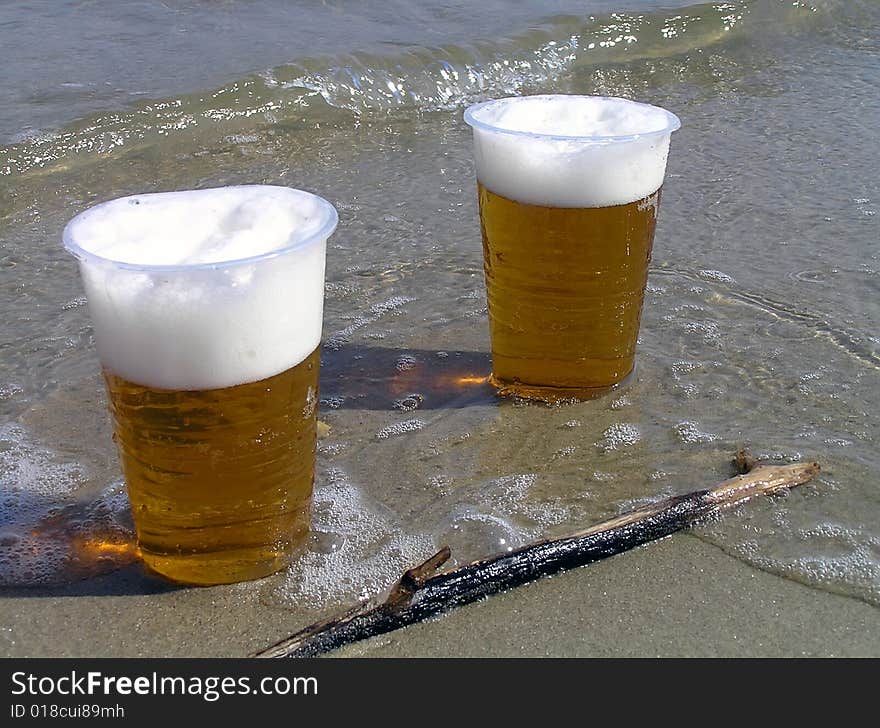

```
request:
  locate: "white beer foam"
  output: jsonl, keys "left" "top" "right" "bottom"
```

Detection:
{"left": 64, "top": 186, "right": 337, "bottom": 390}
{"left": 465, "top": 95, "right": 680, "bottom": 208}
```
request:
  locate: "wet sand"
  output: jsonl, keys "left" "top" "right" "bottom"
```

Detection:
{"left": 335, "top": 535, "right": 880, "bottom": 658}
{"left": 2, "top": 532, "right": 877, "bottom": 658}
{"left": 2, "top": 0, "right": 879, "bottom": 659}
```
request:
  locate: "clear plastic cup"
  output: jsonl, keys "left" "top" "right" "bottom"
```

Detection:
{"left": 63, "top": 185, "right": 338, "bottom": 585}
{"left": 464, "top": 95, "right": 681, "bottom": 401}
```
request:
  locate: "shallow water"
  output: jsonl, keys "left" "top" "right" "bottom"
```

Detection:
{"left": 1, "top": 0, "right": 878, "bottom": 628}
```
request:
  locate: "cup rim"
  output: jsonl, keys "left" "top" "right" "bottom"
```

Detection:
{"left": 62, "top": 184, "right": 339, "bottom": 273}
{"left": 463, "top": 94, "right": 681, "bottom": 143}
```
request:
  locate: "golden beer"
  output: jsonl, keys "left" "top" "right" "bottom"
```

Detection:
{"left": 64, "top": 186, "right": 337, "bottom": 585}
{"left": 104, "top": 348, "right": 319, "bottom": 585}
{"left": 465, "top": 95, "right": 680, "bottom": 401}
{"left": 479, "top": 184, "right": 660, "bottom": 399}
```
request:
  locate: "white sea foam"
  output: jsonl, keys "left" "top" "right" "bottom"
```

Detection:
{"left": 465, "top": 95, "right": 679, "bottom": 208}
{"left": 0, "top": 424, "right": 134, "bottom": 586}
{"left": 64, "top": 186, "right": 337, "bottom": 390}
{"left": 280, "top": 468, "right": 435, "bottom": 606}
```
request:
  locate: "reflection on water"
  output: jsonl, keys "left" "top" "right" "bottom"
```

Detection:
{"left": 322, "top": 345, "right": 493, "bottom": 410}
{"left": 0, "top": 0, "right": 878, "bottom": 627}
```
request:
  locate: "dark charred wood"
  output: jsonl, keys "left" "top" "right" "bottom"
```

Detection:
{"left": 254, "top": 453, "right": 820, "bottom": 658}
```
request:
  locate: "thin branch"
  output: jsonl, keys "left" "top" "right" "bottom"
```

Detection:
{"left": 254, "top": 453, "right": 820, "bottom": 658}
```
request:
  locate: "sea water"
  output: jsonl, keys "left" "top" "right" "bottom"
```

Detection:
{"left": 1, "top": 0, "right": 878, "bottom": 645}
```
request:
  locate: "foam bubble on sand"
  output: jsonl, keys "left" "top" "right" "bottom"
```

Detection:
{"left": 0, "top": 425, "right": 134, "bottom": 586}
{"left": 674, "top": 420, "right": 720, "bottom": 444}
{"left": 439, "top": 506, "right": 523, "bottom": 556}
{"left": 465, "top": 95, "right": 679, "bottom": 208}
{"left": 705, "top": 514, "right": 880, "bottom": 606}
{"left": 0, "top": 423, "right": 85, "bottom": 497}
{"left": 0, "top": 383, "right": 23, "bottom": 400}
{"left": 376, "top": 419, "right": 425, "bottom": 440}
{"left": 598, "top": 423, "right": 641, "bottom": 451}
{"left": 393, "top": 393, "right": 424, "bottom": 412}
{"left": 63, "top": 186, "right": 336, "bottom": 390}
{"left": 395, "top": 354, "right": 418, "bottom": 372}
{"left": 280, "top": 468, "right": 434, "bottom": 605}
{"left": 767, "top": 523, "right": 880, "bottom": 604}
{"left": 698, "top": 269, "right": 736, "bottom": 284}
{"left": 430, "top": 473, "right": 573, "bottom": 562}
{"left": 325, "top": 295, "right": 414, "bottom": 351}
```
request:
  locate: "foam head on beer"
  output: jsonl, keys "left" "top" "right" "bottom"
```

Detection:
{"left": 64, "top": 185, "right": 338, "bottom": 391}
{"left": 464, "top": 95, "right": 681, "bottom": 208}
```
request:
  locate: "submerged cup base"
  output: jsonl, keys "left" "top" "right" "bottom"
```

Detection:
{"left": 489, "top": 366, "right": 634, "bottom": 403}
{"left": 139, "top": 533, "right": 308, "bottom": 586}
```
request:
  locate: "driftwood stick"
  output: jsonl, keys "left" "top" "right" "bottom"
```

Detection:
{"left": 255, "top": 452, "right": 820, "bottom": 658}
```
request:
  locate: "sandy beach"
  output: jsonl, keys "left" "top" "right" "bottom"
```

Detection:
{"left": 3, "top": 533, "right": 877, "bottom": 658}
{"left": 1, "top": 0, "right": 878, "bottom": 658}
